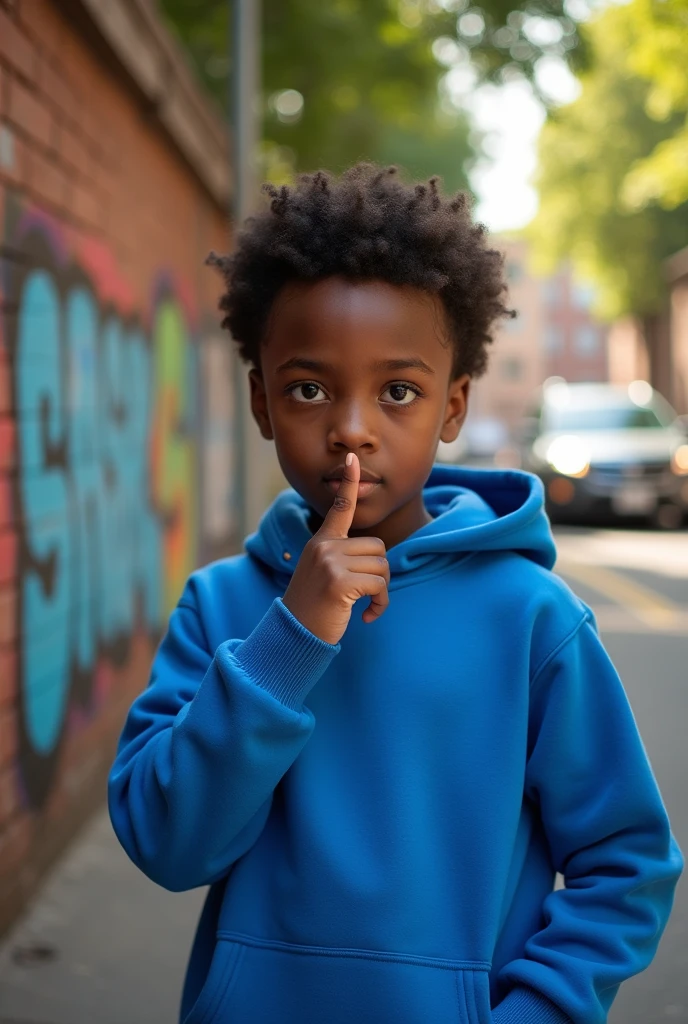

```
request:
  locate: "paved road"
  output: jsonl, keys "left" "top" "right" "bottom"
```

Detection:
{"left": 555, "top": 526, "right": 688, "bottom": 1024}
{"left": 0, "top": 526, "right": 685, "bottom": 1023}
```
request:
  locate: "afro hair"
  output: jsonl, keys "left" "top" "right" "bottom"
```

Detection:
{"left": 208, "top": 162, "right": 514, "bottom": 380}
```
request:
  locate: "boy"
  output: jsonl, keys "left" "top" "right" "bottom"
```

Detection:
{"left": 108, "top": 164, "right": 682, "bottom": 1024}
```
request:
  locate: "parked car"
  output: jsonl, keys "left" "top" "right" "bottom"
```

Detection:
{"left": 519, "top": 380, "right": 688, "bottom": 527}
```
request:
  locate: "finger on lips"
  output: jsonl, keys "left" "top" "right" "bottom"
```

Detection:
{"left": 320, "top": 451, "right": 359, "bottom": 539}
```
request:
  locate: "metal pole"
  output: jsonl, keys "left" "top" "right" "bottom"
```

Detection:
{"left": 229, "top": 0, "right": 261, "bottom": 544}
{"left": 232, "top": 0, "right": 261, "bottom": 223}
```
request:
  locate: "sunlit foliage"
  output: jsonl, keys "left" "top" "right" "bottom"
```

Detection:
{"left": 529, "top": 1, "right": 688, "bottom": 320}
{"left": 160, "top": 0, "right": 578, "bottom": 188}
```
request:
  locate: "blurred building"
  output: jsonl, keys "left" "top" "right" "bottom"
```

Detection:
{"left": 667, "top": 246, "right": 688, "bottom": 415}
{"left": 539, "top": 268, "right": 609, "bottom": 385}
{"left": 605, "top": 248, "right": 688, "bottom": 416}
{"left": 469, "top": 239, "right": 544, "bottom": 437}
{"left": 0, "top": 0, "right": 238, "bottom": 932}
{"left": 606, "top": 317, "right": 651, "bottom": 391}
{"left": 470, "top": 238, "right": 610, "bottom": 439}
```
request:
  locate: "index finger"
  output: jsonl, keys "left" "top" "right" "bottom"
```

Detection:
{"left": 317, "top": 452, "right": 360, "bottom": 539}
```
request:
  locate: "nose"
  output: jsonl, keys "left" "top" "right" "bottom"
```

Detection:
{"left": 326, "top": 397, "right": 379, "bottom": 453}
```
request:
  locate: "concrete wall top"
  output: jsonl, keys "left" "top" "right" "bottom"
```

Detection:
{"left": 67, "top": 0, "right": 232, "bottom": 211}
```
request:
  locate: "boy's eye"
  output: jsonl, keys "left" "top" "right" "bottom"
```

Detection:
{"left": 286, "top": 381, "right": 422, "bottom": 405}
{"left": 287, "top": 381, "right": 327, "bottom": 402}
{"left": 381, "top": 383, "right": 421, "bottom": 406}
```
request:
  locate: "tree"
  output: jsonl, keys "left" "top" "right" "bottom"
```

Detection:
{"left": 620, "top": 0, "right": 688, "bottom": 211}
{"left": 159, "top": 0, "right": 580, "bottom": 189}
{"left": 528, "top": 1, "right": 688, "bottom": 324}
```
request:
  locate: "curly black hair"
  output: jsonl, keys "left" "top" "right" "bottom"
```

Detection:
{"left": 207, "top": 163, "right": 514, "bottom": 380}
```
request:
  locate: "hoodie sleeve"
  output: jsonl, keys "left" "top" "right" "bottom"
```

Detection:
{"left": 492, "top": 613, "right": 683, "bottom": 1024}
{"left": 108, "top": 588, "right": 340, "bottom": 892}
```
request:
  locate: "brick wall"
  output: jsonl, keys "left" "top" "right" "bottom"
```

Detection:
{"left": 471, "top": 238, "right": 546, "bottom": 434}
{"left": 0, "top": 0, "right": 236, "bottom": 932}
{"left": 541, "top": 270, "right": 609, "bottom": 385}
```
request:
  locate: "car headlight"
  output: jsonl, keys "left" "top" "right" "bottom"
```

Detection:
{"left": 671, "top": 444, "right": 688, "bottom": 475}
{"left": 546, "top": 436, "right": 590, "bottom": 478}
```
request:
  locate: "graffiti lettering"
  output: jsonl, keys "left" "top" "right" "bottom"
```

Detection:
{"left": 9, "top": 230, "right": 199, "bottom": 805}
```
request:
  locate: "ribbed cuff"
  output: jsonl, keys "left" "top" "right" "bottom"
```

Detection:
{"left": 492, "top": 987, "right": 572, "bottom": 1024}
{"left": 231, "top": 598, "right": 340, "bottom": 710}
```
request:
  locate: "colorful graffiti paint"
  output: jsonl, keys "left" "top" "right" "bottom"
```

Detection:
{"left": 2, "top": 206, "right": 213, "bottom": 808}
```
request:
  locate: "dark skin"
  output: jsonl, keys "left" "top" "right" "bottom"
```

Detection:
{"left": 248, "top": 276, "right": 470, "bottom": 645}
{"left": 249, "top": 276, "right": 470, "bottom": 549}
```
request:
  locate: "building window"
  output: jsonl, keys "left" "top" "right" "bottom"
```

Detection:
{"left": 571, "top": 281, "right": 596, "bottom": 310}
{"left": 544, "top": 325, "right": 564, "bottom": 353}
{"left": 501, "top": 357, "right": 522, "bottom": 380}
{"left": 574, "top": 325, "right": 599, "bottom": 354}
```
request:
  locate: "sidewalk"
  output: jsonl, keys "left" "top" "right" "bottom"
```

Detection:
{"left": 0, "top": 807, "right": 206, "bottom": 1024}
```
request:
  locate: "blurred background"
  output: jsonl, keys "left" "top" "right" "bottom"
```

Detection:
{"left": 0, "top": 1, "right": 686, "bottom": 1022}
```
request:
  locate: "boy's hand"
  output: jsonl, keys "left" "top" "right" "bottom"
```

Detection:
{"left": 282, "top": 453, "right": 390, "bottom": 645}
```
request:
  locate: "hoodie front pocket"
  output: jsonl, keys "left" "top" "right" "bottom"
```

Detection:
{"left": 182, "top": 939, "right": 245, "bottom": 1024}
{"left": 201, "top": 934, "right": 490, "bottom": 1024}
{"left": 456, "top": 968, "right": 493, "bottom": 1024}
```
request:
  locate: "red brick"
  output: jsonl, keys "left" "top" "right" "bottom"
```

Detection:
{"left": 0, "top": 705, "right": 18, "bottom": 767}
{"left": 8, "top": 77, "right": 52, "bottom": 149}
{"left": 0, "top": 352, "right": 11, "bottom": 414}
{"left": 53, "top": 31, "right": 88, "bottom": 109}
{"left": 44, "top": 779, "right": 68, "bottom": 822}
{"left": 61, "top": 49, "right": 102, "bottom": 152}
{"left": 0, "top": 121, "right": 29, "bottom": 190}
{"left": 0, "top": 309, "right": 18, "bottom": 350}
{"left": 0, "top": 61, "right": 8, "bottom": 118}
{"left": 29, "top": 147, "right": 68, "bottom": 212}
{"left": 77, "top": 117, "right": 103, "bottom": 168}
{"left": 0, "top": 814, "right": 33, "bottom": 879}
{"left": 0, "top": 645, "right": 17, "bottom": 707}
{"left": 71, "top": 177, "right": 101, "bottom": 230}
{"left": 0, "top": 765, "right": 19, "bottom": 825}
{"left": 0, "top": 586, "right": 15, "bottom": 645}
{"left": 0, "top": 477, "right": 13, "bottom": 529}
{"left": 37, "top": 57, "right": 77, "bottom": 123}
{"left": 18, "top": 0, "right": 66, "bottom": 65}
{"left": 0, "top": 530, "right": 16, "bottom": 585}
{"left": 0, "top": 417, "right": 14, "bottom": 471}
{"left": 0, "top": 8, "right": 36, "bottom": 82}
{"left": 56, "top": 117, "right": 94, "bottom": 181}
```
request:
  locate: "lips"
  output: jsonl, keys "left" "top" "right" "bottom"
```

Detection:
{"left": 325, "top": 478, "right": 379, "bottom": 497}
{"left": 322, "top": 465, "right": 382, "bottom": 500}
{"left": 323, "top": 465, "right": 382, "bottom": 484}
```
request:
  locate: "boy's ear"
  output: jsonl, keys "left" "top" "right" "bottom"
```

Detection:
{"left": 249, "top": 368, "right": 274, "bottom": 441}
{"left": 440, "top": 373, "right": 471, "bottom": 443}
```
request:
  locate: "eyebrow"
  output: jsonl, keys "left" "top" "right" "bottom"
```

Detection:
{"left": 275, "top": 356, "right": 436, "bottom": 376}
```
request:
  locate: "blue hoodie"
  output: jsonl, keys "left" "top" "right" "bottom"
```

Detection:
{"left": 108, "top": 465, "right": 682, "bottom": 1024}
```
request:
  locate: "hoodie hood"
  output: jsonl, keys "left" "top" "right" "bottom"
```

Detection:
{"left": 245, "top": 464, "right": 556, "bottom": 585}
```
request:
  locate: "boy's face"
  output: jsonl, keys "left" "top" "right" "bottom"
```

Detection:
{"left": 249, "top": 276, "right": 470, "bottom": 547}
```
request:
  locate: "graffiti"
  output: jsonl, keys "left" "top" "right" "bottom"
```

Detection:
{"left": 5, "top": 221, "right": 204, "bottom": 807}
{"left": 201, "top": 336, "right": 236, "bottom": 544}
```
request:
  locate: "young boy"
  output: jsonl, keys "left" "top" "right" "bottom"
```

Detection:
{"left": 108, "top": 164, "right": 682, "bottom": 1024}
